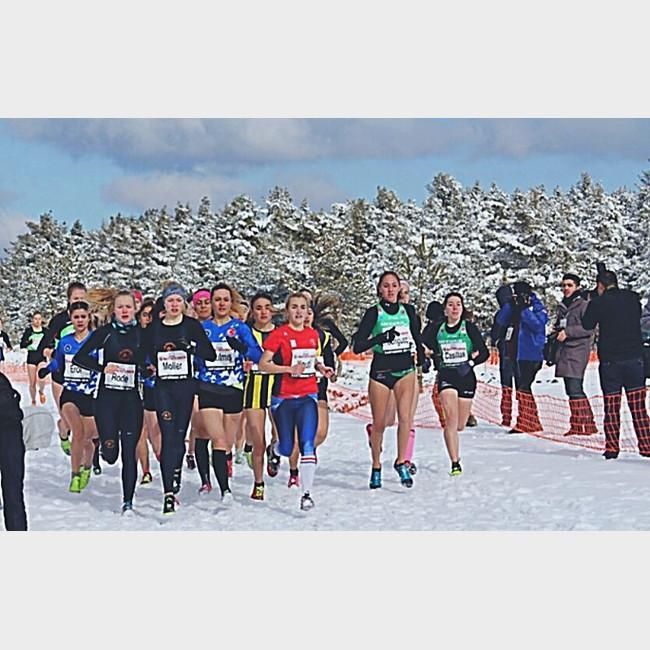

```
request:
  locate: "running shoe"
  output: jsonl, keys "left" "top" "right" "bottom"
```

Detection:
{"left": 394, "top": 462, "right": 413, "bottom": 488}
{"left": 266, "top": 444, "right": 281, "bottom": 478}
{"left": 450, "top": 461, "right": 463, "bottom": 476}
{"left": 162, "top": 493, "right": 175, "bottom": 515}
{"left": 221, "top": 489, "right": 234, "bottom": 506}
{"left": 234, "top": 449, "right": 245, "bottom": 465}
{"left": 59, "top": 434, "right": 71, "bottom": 456}
{"left": 300, "top": 492, "right": 315, "bottom": 511}
{"left": 185, "top": 453, "right": 196, "bottom": 470}
{"left": 121, "top": 501, "right": 134, "bottom": 515}
{"left": 287, "top": 471, "right": 300, "bottom": 488}
{"left": 92, "top": 466, "right": 102, "bottom": 476}
{"left": 140, "top": 471, "right": 153, "bottom": 485}
{"left": 250, "top": 483, "right": 265, "bottom": 501}
{"left": 198, "top": 482, "right": 212, "bottom": 495}
{"left": 369, "top": 467, "right": 382, "bottom": 489}
{"left": 69, "top": 474, "right": 82, "bottom": 493}
{"left": 407, "top": 460, "right": 418, "bottom": 476}
{"left": 603, "top": 450, "right": 619, "bottom": 460}
{"left": 172, "top": 468, "right": 182, "bottom": 494}
{"left": 79, "top": 467, "right": 91, "bottom": 490}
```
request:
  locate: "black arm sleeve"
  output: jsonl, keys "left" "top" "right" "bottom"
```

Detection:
{"left": 321, "top": 318, "right": 348, "bottom": 357}
{"left": 405, "top": 303, "right": 425, "bottom": 366}
{"left": 19, "top": 328, "right": 31, "bottom": 349}
{"left": 322, "top": 332, "right": 335, "bottom": 368}
{"left": 72, "top": 326, "right": 109, "bottom": 373}
{"left": 1, "top": 332, "right": 11, "bottom": 348}
{"left": 189, "top": 317, "right": 217, "bottom": 362}
{"left": 467, "top": 321, "right": 490, "bottom": 366}
{"left": 352, "top": 307, "right": 380, "bottom": 354}
{"left": 37, "top": 312, "right": 68, "bottom": 353}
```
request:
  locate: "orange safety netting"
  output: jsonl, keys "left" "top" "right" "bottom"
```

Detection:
{"left": 327, "top": 366, "right": 650, "bottom": 456}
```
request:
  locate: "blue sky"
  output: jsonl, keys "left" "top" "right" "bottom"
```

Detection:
{"left": 1, "top": 118, "right": 649, "bottom": 252}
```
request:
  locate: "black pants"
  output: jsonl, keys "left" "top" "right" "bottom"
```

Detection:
{"left": 154, "top": 379, "right": 196, "bottom": 494}
{"left": 94, "top": 388, "right": 143, "bottom": 503}
{"left": 598, "top": 357, "right": 650, "bottom": 453}
{"left": 499, "top": 357, "right": 517, "bottom": 388}
{"left": 514, "top": 360, "right": 542, "bottom": 392}
{"left": 563, "top": 376, "right": 587, "bottom": 398}
{"left": 0, "top": 420, "right": 27, "bottom": 530}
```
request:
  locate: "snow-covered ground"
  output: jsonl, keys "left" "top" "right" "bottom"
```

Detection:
{"left": 7, "top": 358, "right": 650, "bottom": 531}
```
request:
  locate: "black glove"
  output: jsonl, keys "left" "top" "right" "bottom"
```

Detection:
{"left": 226, "top": 336, "right": 248, "bottom": 355}
{"left": 176, "top": 337, "right": 192, "bottom": 351}
{"left": 377, "top": 327, "right": 398, "bottom": 344}
{"left": 422, "top": 357, "right": 432, "bottom": 374}
{"left": 38, "top": 367, "right": 50, "bottom": 379}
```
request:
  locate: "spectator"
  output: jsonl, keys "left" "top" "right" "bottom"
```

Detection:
{"left": 490, "top": 284, "right": 515, "bottom": 427}
{"left": 0, "top": 371, "right": 28, "bottom": 530}
{"left": 552, "top": 273, "right": 598, "bottom": 436}
{"left": 493, "top": 280, "right": 548, "bottom": 433}
{"left": 582, "top": 270, "right": 650, "bottom": 459}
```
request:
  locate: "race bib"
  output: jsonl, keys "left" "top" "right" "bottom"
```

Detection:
{"left": 64, "top": 354, "right": 92, "bottom": 382}
{"left": 291, "top": 348, "right": 317, "bottom": 377}
{"left": 157, "top": 350, "right": 189, "bottom": 379}
{"left": 505, "top": 326, "right": 514, "bottom": 341}
{"left": 205, "top": 342, "right": 236, "bottom": 369}
{"left": 383, "top": 326, "right": 413, "bottom": 355}
{"left": 440, "top": 341, "right": 469, "bottom": 365}
{"left": 104, "top": 362, "right": 136, "bottom": 390}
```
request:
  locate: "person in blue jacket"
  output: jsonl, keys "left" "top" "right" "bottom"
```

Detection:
{"left": 493, "top": 280, "right": 548, "bottom": 433}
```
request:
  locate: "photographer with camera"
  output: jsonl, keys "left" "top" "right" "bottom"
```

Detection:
{"left": 493, "top": 280, "right": 548, "bottom": 433}
{"left": 552, "top": 273, "right": 598, "bottom": 436}
{"left": 582, "top": 268, "right": 650, "bottom": 459}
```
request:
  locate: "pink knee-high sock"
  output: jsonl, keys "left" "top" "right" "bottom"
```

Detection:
{"left": 404, "top": 428, "right": 416, "bottom": 462}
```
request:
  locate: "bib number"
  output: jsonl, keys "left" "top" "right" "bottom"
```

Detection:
{"left": 291, "top": 348, "right": 317, "bottom": 377}
{"left": 157, "top": 350, "right": 189, "bottom": 380}
{"left": 64, "top": 354, "right": 91, "bottom": 382}
{"left": 104, "top": 362, "right": 136, "bottom": 390}
{"left": 505, "top": 326, "right": 514, "bottom": 342}
{"left": 440, "top": 341, "right": 469, "bottom": 365}
{"left": 382, "top": 326, "right": 413, "bottom": 355}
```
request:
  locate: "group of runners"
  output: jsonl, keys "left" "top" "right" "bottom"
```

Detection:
{"left": 9, "top": 270, "right": 490, "bottom": 515}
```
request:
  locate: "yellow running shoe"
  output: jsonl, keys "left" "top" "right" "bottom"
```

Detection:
{"left": 69, "top": 474, "right": 82, "bottom": 493}
{"left": 79, "top": 467, "right": 91, "bottom": 490}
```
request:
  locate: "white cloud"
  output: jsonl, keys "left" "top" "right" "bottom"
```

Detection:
{"left": 103, "top": 170, "right": 347, "bottom": 213}
{"left": 9, "top": 119, "right": 650, "bottom": 173}
{"left": 0, "top": 212, "right": 29, "bottom": 256}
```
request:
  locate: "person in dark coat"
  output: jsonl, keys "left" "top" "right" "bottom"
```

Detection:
{"left": 493, "top": 280, "right": 548, "bottom": 433}
{"left": 582, "top": 270, "right": 650, "bottom": 459}
{"left": 490, "top": 284, "right": 515, "bottom": 426}
{"left": 553, "top": 273, "right": 597, "bottom": 436}
{"left": 0, "top": 371, "right": 28, "bottom": 530}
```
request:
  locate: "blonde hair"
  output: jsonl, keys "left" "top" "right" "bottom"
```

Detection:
{"left": 86, "top": 288, "right": 135, "bottom": 326}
